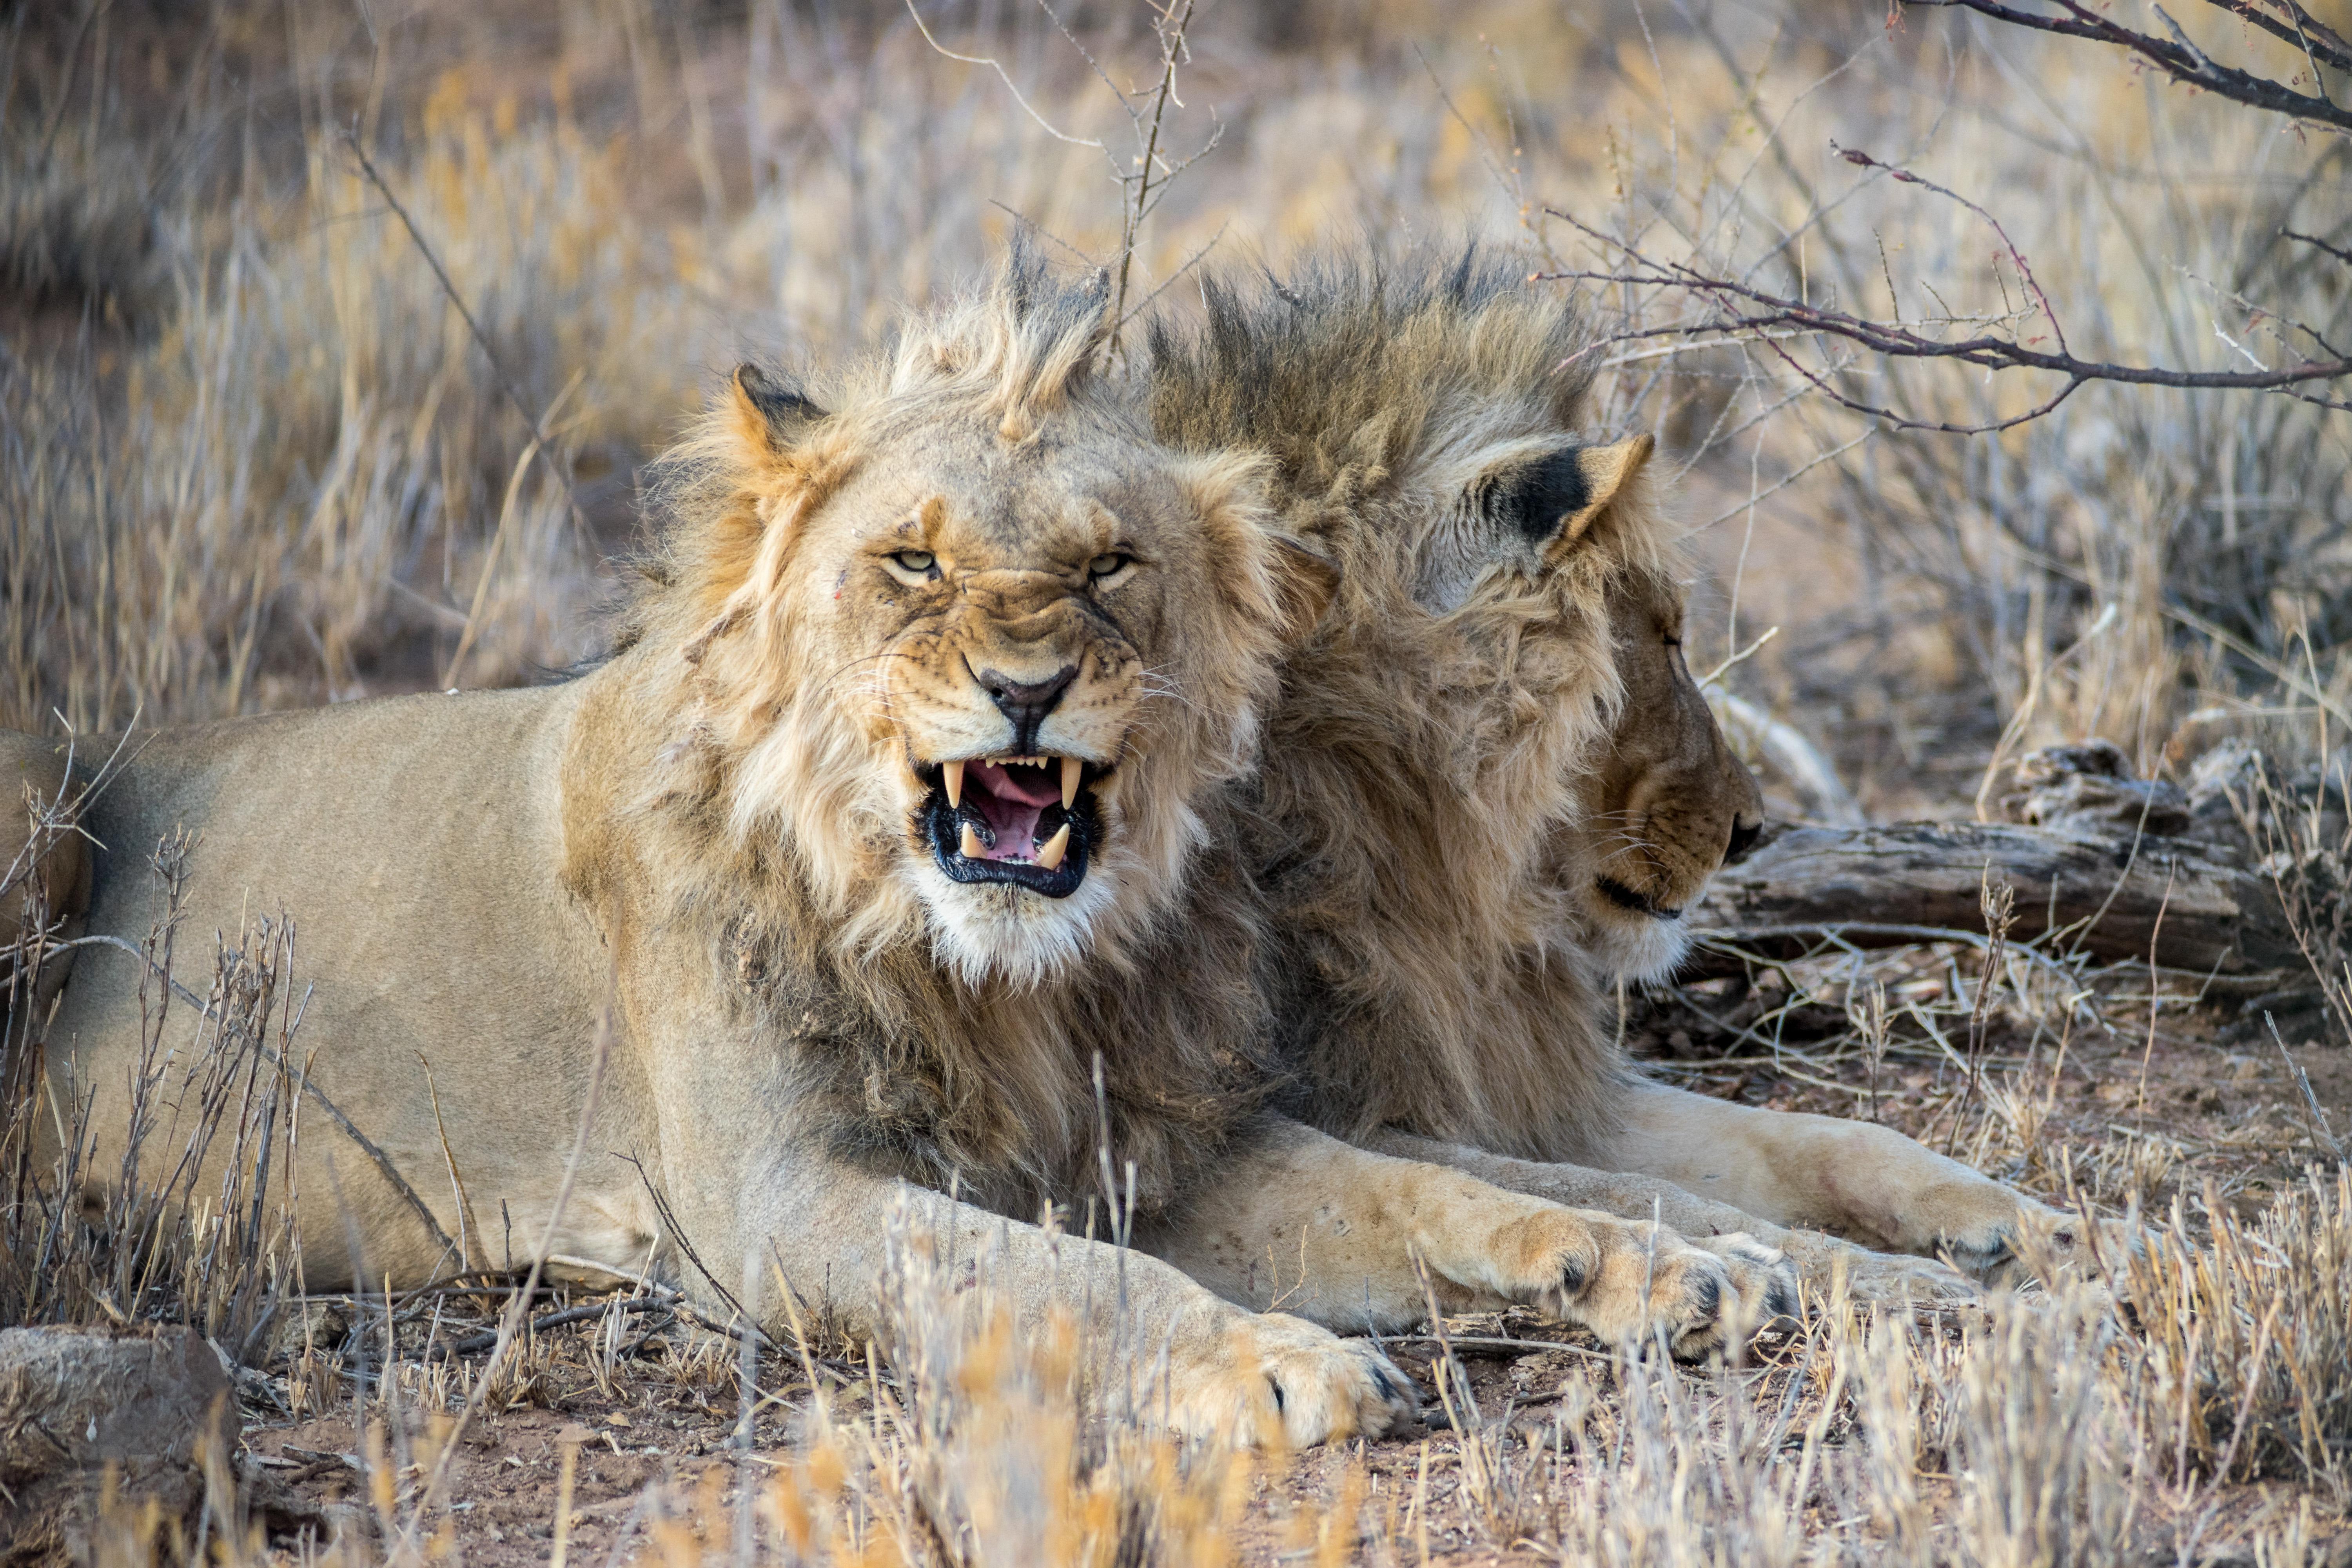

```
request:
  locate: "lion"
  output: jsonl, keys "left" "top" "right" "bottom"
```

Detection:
{"left": 1148, "top": 253, "right": 2121, "bottom": 1296}
{"left": 5, "top": 252, "right": 1791, "bottom": 1451}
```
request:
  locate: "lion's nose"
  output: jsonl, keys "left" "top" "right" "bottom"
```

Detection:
{"left": 1724, "top": 814, "right": 1764, "bottom": 865}
{"left": 976, "top": 664, "right": 1078, "bottom": 753}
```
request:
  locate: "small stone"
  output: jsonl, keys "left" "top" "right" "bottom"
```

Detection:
{"left": 0, "top": 1324, "right": 240, "bottom": 1563}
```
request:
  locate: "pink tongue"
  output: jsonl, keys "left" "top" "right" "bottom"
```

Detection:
{"left": 966, "top": 762, "right": 1053, "bottom": 861}
{"left": 971, "top": 761, "right": 1058, "bottom": 806}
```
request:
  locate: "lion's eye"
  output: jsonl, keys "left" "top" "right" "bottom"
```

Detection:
{"left": 891, "top": 550, "right": 938, "bottom": 575}
{"left": 1087, "top": 552, "right": 1130, "bottom": 579}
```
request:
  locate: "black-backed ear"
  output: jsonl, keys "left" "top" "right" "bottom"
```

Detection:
{"left": 1495, "top": 433, "right": 1655, "bottom": 555}
{"left": 730, "top": 363, "right": 828, "bottom": 455}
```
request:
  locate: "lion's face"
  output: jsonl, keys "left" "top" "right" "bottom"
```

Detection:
{"left": 694, "top": 363, "right": 1281, "bottom": 985}
{"left": 1570, "top": 572, "right": 1764, "bottom": 983}
{"left": 1325, "top": 422, "right": 1760, "bottom": 989}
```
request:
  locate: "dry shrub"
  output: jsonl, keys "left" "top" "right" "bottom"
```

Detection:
{"left": 2128, "top": 1167, "right": 2352, "bottom": 1496}
{"left": 0, "top": 830, "right": 303, "bottom": 1359}
{"left": 1517, "top": 8, "right": 2352, "bottom": 784}
{"left": 0, "top": 78, "right": 698, "bottom": 733}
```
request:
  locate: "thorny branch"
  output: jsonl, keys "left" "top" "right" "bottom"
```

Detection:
{"left": 1532, "top": 0, "right": 2352, "bottom": 434}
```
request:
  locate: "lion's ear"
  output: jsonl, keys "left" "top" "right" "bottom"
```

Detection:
{"left": 1497, "top": 433, "right": 1654, "bottom": 560}
{"left": 728, "top": 363, "right": 828, "bottom": 459}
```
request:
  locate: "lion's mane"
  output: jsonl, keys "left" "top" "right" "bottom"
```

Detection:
{"left": 1150, "top": 252, "right": 1685, "bottom": 1163}
{"left": 566, "top": 256, "right": 1285, "bottom": 1217}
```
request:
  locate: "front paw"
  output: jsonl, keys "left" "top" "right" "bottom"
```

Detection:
{"left": 1168, "top": 1312, "right": 1417, "bottom": 1448}
{"left": 1490, "top": 1210, "right": 1772, "bottom": 1359}
{"left": 1837, "top": 1244, "right": 1981, "bottom": 1303}
{"left": 1910, "top": 1186, "right": 2141, "bottom": 1287}
{"left": 1690, "top": 1231, "right": 1801, "bottom": 1329}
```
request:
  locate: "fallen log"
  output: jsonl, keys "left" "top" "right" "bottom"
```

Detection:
{"left": 1693, "top": 819, "right": 2303, "bottom": 976}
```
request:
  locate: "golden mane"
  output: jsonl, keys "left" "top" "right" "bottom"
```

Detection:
{"left": 1150, "top": 251, "right": 1686, "bottom": 1161}
{"left": 566, "top": 252, "right": 1286, "bottom": 1216}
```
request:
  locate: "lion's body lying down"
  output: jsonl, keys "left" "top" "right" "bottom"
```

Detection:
{"left": 51, "top": 688, "right": 647, "bottom": 1282}
{"left": 1151, "top": 255, "right": 2122, "bottom": 1292}
{"left": 9, "top": 253, "right": 1793, "bottom": 1450}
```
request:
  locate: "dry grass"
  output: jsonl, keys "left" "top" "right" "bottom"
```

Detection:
{"left": 5, "top": 0, "right": 2351, "bottom": 1562}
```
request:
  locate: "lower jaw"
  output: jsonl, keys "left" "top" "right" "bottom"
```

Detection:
{"left": 1597, "top": 915, "right": 1692, "bottom": 984}
{"left": 928, "top": 846, "right": 1089, "bottom": 898}
{"left": 920, "top": 798, "right": 1096, "bottom": 900}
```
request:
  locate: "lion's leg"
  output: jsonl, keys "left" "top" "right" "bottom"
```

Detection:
{"left": 695, "top": 1148, "right": 1414, "bottom": 1449}
{"left": 1603, "top": 1079, "right": 2121, "bottom": 1284}
{"left": 1137, "top": 1118, "right": 1794, "bottom": 1359}
{"left": 1362, "top": 1128, "right": 1975, "bottom": 1303}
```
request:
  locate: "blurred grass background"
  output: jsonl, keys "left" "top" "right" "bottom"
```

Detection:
{"left": 5, "top": 0, "right": 2345, "bottom": 823}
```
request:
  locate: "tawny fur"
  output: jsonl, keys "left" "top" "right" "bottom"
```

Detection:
{"left": 1149, "top": 252, "right": 2128, "bottom": 1294}
{"left": 577, "top": 257, "right": 1296, "bottom": 1218}
{"left": 1149, "top": 254, "right": 1680, "bottom": 1161}
{"left": 19, "top": 252, "right": 1795, "bottom": 1417}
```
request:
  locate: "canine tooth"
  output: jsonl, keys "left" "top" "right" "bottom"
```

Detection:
{"left": 959, "top": 822, "right": 986, "bottom": 859}
{"left": 943, "top": 759, "right": 964, "bottom": 808}
{"left": 1060, "top": 755, "right": 1082, "bottom": 808}
{"left": 1035, "top": 823, "right": 1071, "bottom": 871}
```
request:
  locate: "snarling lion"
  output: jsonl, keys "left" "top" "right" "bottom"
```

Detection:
{"left": 7, "top": 254, "right": 1790, "bottom": 1450}
{"left": 1150, "top": 254, "right": 2121, "bottom": 1296}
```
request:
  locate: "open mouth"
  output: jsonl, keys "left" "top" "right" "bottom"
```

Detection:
{"left": 1596, "top": 876, "right": 1682, "bottom": 922}
{"left": 918, "top": 754, "right": 1104, "bottom": 899}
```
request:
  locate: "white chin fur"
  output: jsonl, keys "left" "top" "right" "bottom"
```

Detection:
{"left": 910, "top": 859, "right": 1125, "bottom": 988}
{"left": 1588, "top": 909, "right": 1695, "bottom": 985}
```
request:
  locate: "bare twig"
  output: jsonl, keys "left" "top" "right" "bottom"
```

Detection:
{"left": 2284, "top": 228, "right": 2352, "bottom": 268}
{"left": 1904, "top": 0, "right": 2352, "bottom": 130}
{"left": 620, "top": 1147, "right": 768, "bottom": 1345}
{"left": 430, "top": 1295, "right": 670, "bottom": 1361}
{"left": 911, "top": 0, "right": 1217, "bottom": 363}
{"left": 339, "top": 132, "right": 589, "bottom": 531}
{"left": 2197, "top": 0, "right": 2352, "bottom": 73}
{"left": 2269, "top": 1012, "right": 2348, "bottom": 1161}
{"left": 904, "top": 2, "right": 1110, "bottom": 153}
{"left": 1108, "top": 0, "right": 1203, "bottom": 352}
{"left": 1540, "top": 196, "right": 2352, "bottom": 433}
{"left": 59, "top": 931, "right": 458, "bottom": 1266}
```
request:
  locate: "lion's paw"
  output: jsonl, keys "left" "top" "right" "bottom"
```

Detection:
{"left": 1690, "top": 1231, "right": 1801, "bottom": 1331}
{"left": 1169, "top": 1312, "right": 1417, "bottom": 1449}
{"left": 1908, "top": 1185, "right": 2142, "bottom": 1288}
{"left": 1832, "top": 1245, "right": 1981, "bottom": 1304}
{"left": 1489, "top": 1209, "right": 1773, "bottom": 1360}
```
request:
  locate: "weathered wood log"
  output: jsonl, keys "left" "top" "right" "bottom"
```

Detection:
{"left": 1693, "top": 820, "right": 2304, "bottom": 975}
